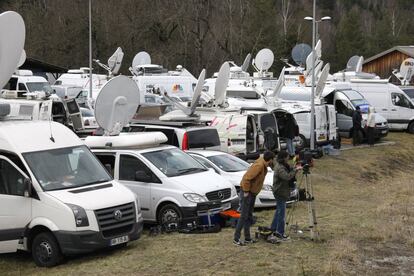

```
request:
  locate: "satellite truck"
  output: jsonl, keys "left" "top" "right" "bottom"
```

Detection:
{"left": 333, "top": 55, "right": 414, "bottom": 133}
{"left": 393, "top": 57, "right": 414, "bottom": 100}
{"left": 84, "top": 74, "right": 238, "bottom": 227}
{"left": 0, "top": 11, "right": 143, "bottom": 267}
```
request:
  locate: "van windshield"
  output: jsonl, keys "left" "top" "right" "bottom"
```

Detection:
{"left": 26, "top": 82, "right": 53, "bottom": 94}
{"left": 142, "top": 148, "right": 207, "bottom": 177}
{"left": 23, "top": 145, "right": 111, "bottom": 191}
{"left": 207, "top": 154, "right": 250, "bottom": 172}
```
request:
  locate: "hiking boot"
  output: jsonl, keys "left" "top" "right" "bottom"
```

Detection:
{"left": 233, "top": 239, "right": 246, "bottom": 246}
{"left": 244, "top": 238, "right": 258, "bottom": 244}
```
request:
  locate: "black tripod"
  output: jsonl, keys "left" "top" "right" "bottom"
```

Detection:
{"left": 286, "top": 164, "right": 319, "bottom": 241}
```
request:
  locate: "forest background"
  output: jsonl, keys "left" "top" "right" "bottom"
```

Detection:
{"left": 2, "top": 0, "right": 414, "bottom": 76}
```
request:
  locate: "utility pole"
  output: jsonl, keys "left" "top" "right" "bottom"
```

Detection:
{"left": 88, "top": 0, "right": 93, "bottom": 100}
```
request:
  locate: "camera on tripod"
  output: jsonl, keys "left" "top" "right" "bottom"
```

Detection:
{"left": 297, "top": 149, "right": 313, "bottom": 174}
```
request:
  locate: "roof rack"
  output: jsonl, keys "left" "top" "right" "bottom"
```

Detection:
{"left": 130, "top": 119, "right": 210, "bottom": 127}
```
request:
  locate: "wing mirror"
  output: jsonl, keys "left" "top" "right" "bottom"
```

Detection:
{"left": 135, "top": 171, "right": 152, "bottom": 182}
{"left": 24, "top": 178, "right": 32, "bottom": 197}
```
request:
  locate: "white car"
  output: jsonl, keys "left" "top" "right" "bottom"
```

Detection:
{"left": 187, "top": 150, "right": 298, "bottom": 208}
{"left": 89, "top": 135, "right": 239, "bottom": 225}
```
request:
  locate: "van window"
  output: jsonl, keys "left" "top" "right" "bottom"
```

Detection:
{"left": 18, "top": 83, "right": 27, "bottom": 91}
{"left": 119, "top": 155, "right": 159, "bottom": 183}
{"left": 95, "top": 154, "right": 115, "bottom": 177}
{"left": 4, "top": 77, "right": 17, "bottom": 90}
{"left": 187, "top": 129, "right": 220, "bottom": 148}
{"left": 391, "top": 93, "right": 414, "bottom": 109}
{"left": 0, "top": 158, "right": 26, "bottom": 196}
{"left": 335, "top": 100, "right": 354, "bottom": 116}
{"left": 227, "top": 90, "right": 260, "bottom": 99}
{"left": 190, "top": 154, "right": 219, "bottom": 174}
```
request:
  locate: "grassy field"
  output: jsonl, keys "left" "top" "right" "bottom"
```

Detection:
{"left": 1, "top": 132, "right": 413, "bottom": 275}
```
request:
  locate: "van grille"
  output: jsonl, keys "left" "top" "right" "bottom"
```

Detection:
{"left": 206, "top": 188, "right": 231, "bottom": 201}
{"left": 95, "top": 202, "right": 135, "bottom": 238}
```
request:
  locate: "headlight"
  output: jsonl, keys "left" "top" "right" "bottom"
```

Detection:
{"left": 66, "top": 203, "right": 89, "bottom": 227}
{"left": 230, "top": 186, "right": 237, "bottom": 197}
{"left": 135, "top": 195, "right": 142, "bottom": 216}
{"left": 183, "top": 193, "right": 207, "bottom": 203}
{"left": 262, "top": 184, "right": 273, "bottom": 191}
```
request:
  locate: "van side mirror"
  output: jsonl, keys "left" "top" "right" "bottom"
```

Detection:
{"left": 24, "top": 178, "right": 32, "bottom": 197}
{"left": 135, "top": 171, "right": 152, "bottom": 182}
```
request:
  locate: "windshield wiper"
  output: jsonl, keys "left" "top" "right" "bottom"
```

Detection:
{"left": 177, "top": 168, "right": 206, "bottom": 175}
{"left": 83, "top": 179, "right": 110, "bottom": 186}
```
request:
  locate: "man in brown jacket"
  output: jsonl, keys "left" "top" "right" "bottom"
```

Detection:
{"left": 233, "top": 151, "right": 275, "bottom": 246}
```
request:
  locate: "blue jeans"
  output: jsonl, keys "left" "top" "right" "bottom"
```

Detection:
{"left": 286, "top": 138, "right": 295, "bottom": 156}
{"left": 234, "top": 191, "right": 256, "bottom": 241}
{"left": 270, "top": 198, "right": 287, "bottom": 235}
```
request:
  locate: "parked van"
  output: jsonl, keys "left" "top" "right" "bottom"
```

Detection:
{"left": 127, "top": 120, "right": 221, "bottom": 151}
{"left": 0, "top": 116, "right": 143, "bottom": 267}
{"left": 348, "top": 80, "right": 414, "bottom": 133}
{"left": 2, "top": 70, "right": 53, "bottom": 95}
{"left": 86, "top": 132, "right": 238, "bottom": 225}
{"left": 52, "top": 85, "right": 85, "bottom": 100}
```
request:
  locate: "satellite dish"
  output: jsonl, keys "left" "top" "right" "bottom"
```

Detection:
{"left": 214, "top": 62, "right": 230, "bottom": 106}
{"left": 254, "top": 48, "right": 274, "bottom": 71}
{"left": 315, "top": 63, "right": 330, "bottom": 99}
{"left": 189, "top": 69, "right": 206, "bottom": 115}
{"left": 305, "top": 40, "right": 322, "bottom": 72}
{"left": 132, "top": 51, "right": 151, "bottom": 68}
{"left": 291, "top": 44, "right": 311, "bottom": 66}
{"left": 399, "top": 58, "right": 414, "bottom": 85}
{"left": 355, "top": 56, "right": 364, "bottom": 73}
{"left": 94, "top": 75, "right": 140, "bottom": 135}
{"left": 346, "top": 55, "right": 360, "bottom": 71}
{"left": 241, "top": 53, "right": 252, "bottom": 72}
{"left": 107, "top": 47, "right": 124, "bottom": 75}
{"left": 270, "top": 67, "right": 285, "bottom": 98}
{"left": 0, "top": 11, "right": 25, "bottom": 89}
{"left": 18, "top": 49, "right": 26, "bottom": 68}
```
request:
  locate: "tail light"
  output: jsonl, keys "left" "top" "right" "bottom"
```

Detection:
{"left": 182, "top": 132, "right": 189, "bottom": 150}
{"left": 84, "top": 119, "right": 90, "bottom": 126}
{"left": 227, "top": 138, "right": 231, "bottom": 147}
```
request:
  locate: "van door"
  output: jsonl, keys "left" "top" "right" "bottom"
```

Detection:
{"left": 315, "top": 105, "right": 328, "bottom": 143}
{"left": 39, "top": 100, "right": 53, "bottom": 121}
{"left": 64, "top": 99, "right": 84, "bottom": 130}
{"left": 334, "top": 95, "right": 355, "bottom": 138}
{"left": 259, "top": 113, "right": 280, "bottom": 151}
{"left": 117, "top": 154, "right": 158, "bottom": 220}
{"left": 326, "top": 105, "right": 338, "bottom": 141}
{"left": 390, "top": 92, "right": 414, "bottom": 129}
{"left": 0, "top": 156, "right": 31, "bottom": 253}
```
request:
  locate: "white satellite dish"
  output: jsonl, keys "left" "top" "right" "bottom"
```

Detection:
{"left": 305, "top": 40, "right": 322, "bottom": 73}
{"left": 254, "top": 48, "right": 274, "bottom": 71}
{"left": 0, "top": 11, "right": 25, "bottom": 89}
{"left": 159, "top": 69, "right": 206, "bottom": 121}
{"left": 241, "top": 53, "right": 252, "bottom": 72}
{"left": 291, "top": 44, "right": 311, "bottom": 66}
{"left": 355, "top": 56, "right": 364, "bottom": 73}
{"left": 346, "top": 55, "right": 360, "bottom": 71}
{"left": 214, "top": 62, "right": 230, "bottom": 106}
{"left": 94, "top": 75, "right": 140, "bottom": 135}
{"left": 399, "top": 58, "right": 414, "bottom": 85}
{"left": 269, "top": 67, "right": 285, "bottom": 98}
{"left": 107, "top": 47, "right": 124, "bottom": 75}
{"left": 315, "top": 63, "right": 330, "bottom": 99}
{"left": 18, "top": 49, "right": 26, "bottom": 68}
{"left": 132, "top": 51, "right": 151, "bottom": 68}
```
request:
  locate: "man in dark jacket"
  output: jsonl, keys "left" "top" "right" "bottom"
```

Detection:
{"left": 270, "top": 150, "right": 301, "bottom": 241}
{"left": 284, "top": 114, "right": 298, "bottom": 157}
{"left": 352, "top": 106, "right": 362, "bottom": 146}
{"left": 233, "top": 151, "right": 275, "bottom": 246}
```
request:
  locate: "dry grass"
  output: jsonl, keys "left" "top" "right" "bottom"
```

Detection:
{"left": 1, "top": 132, "right": 414, "bottom": 275}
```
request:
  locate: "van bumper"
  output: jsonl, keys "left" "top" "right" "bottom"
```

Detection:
{"left": 181, "top": 197, "right": 240, "bottom": 220}
{"left": 374, "top": 127, "right": 389, "bottom": 138}
{"left": 54, "top": 217, "right": 144, "bottom": 255}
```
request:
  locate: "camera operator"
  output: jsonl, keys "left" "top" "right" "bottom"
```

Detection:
{"left": 270, "top": 150, "right": 302, "bottom": 241}
{"left": 233, "top": 151, "right": 275, "bottom": 246}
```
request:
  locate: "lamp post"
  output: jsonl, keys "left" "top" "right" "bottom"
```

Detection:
{"left": 88, "top": 0, "right": 93, "bottom": 100}
{"left": 304, "top": 8, "right": 331, "bottom": 150}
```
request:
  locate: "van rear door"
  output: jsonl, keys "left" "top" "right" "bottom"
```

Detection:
{"left": 259, "top": 113, "right": 280, "bottom": 151}
{"left": 315, "top": 105, "right": 328, "bottom": 143}
{"left": 0, "top": 156, "right": 31, "bottom": 253}
{"left": 187, "top": 128, "right": 221, "bottom": 150}
{"left": 326, "top": 105, "right": 338, "bottom": 141}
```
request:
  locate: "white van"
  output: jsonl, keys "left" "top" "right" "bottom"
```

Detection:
{"left": 0, "top": 117, "right": 143, "bottom": 267}
{"left": 87, "top": 133, "right": 238, "bottom": 225}
{"left": 349, "top": 80, "right": 414, "bottom": 133}
{"left": 3, "top": 70, "right": 53, "bottom": 95}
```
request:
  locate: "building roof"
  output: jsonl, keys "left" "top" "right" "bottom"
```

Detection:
{"left": 364, "top": 46, "right": 414, "bottom": 64}
{"left": 20, "top": 57, "right": 67, "bottom": 74}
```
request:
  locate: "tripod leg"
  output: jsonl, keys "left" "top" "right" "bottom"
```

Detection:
{"left": 305, "top": 174, "right": 319, "bottom": 240}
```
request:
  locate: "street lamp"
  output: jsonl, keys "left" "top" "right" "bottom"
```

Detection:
{"left": 304, "top": 8, "right": 331, "bottom": 151}
{"left": 88, "top": 0, "right": 93, "bottom": 100}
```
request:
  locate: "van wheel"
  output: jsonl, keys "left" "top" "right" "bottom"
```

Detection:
{"left": 157, "top": 203, "right": 183, "bottom": 226}
{"left": 32, "top": 232, "right": 63, "bottom": 267}
{"left": 408, "top": 121, "right": 414, "bottom": 134}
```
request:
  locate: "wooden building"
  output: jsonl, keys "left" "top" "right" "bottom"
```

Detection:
{"left": 363, "top": 46, "right": 414, "bottom": 84}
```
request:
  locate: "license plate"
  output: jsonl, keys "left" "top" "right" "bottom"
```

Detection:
{"left": 222, "top": 202, "right": 231, "bottom": 210}
{"left": 381, "top": 130, "right": 387, "bottom": 134}
{"left": 318, "top": 135, "right": 326, "bottom": 141}
{"left": 110, "top": 235, "right": 129, "bottom": 246}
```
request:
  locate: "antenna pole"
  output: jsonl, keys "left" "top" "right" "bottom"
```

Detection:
{"left": 88, "top": 0, "right": 93, "bottom": 100}
{"left": 310, "top": 0, "right": 316, "bottom": 150}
